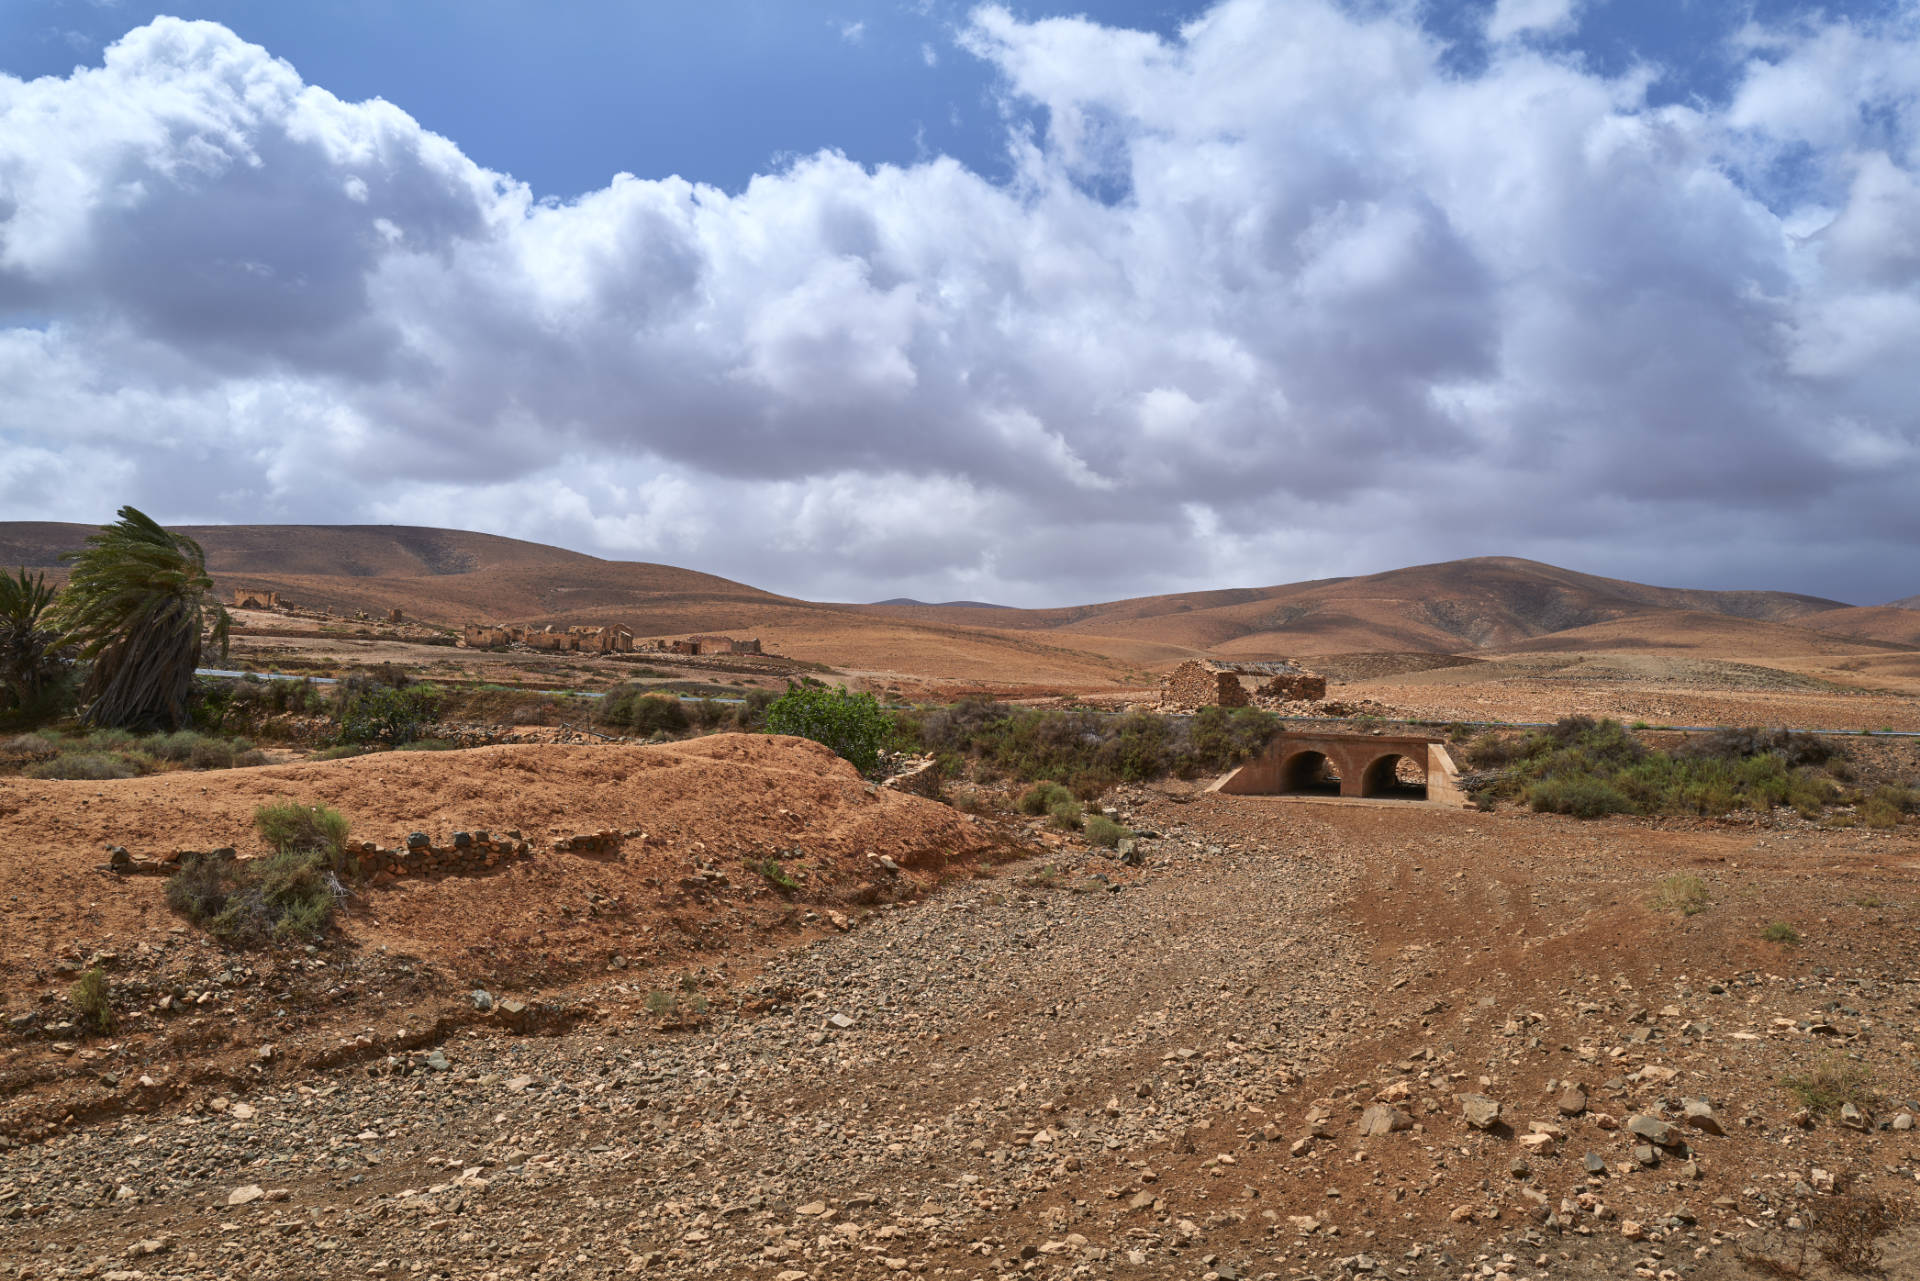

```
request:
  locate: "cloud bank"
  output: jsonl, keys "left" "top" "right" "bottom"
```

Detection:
{"left": 2, "top": 3, "right": 1918, "bottom": 604}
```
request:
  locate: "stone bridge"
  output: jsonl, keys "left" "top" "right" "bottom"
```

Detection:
{"left": 1212, "top": 731, "right": 1469, "bottom": 806}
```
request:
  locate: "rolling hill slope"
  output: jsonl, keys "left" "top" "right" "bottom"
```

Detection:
{"left": 2, "top": 525, "right": 1902, "bottom": 678}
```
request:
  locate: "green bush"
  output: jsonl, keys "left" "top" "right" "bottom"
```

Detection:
{"left": 338, "top": 684, "right": 438, "bottom": 746}
{"left": 1527, "top": 775, "right": 1632, "bottom": 818}
{"left": 1762, "top": 921, "right": 1802, "bottom": 946}
{"left": 253, "top": 801, "right": 350, "bottom": 862}
{"left": 764, "top": 683, "right": 893, "bottom": 774}
{"left": 1083, "top": 814, "right": 1131, "bottom": 848}
{"left": 1479, "top": 716, "right": 1848, "bottom": 821}
{"left": 24, "top": 752, "right": 138, "bottom": 780}
{"left": 895, "top": 700, "right": 1280, "bottom": 787}
{"left": 1047, "top": 795, "right": 1084, "bottom": 831}
{"left": 68, "top": 966, "right": 113, "bottom": 1032}
{"left": 1860, "top": 785, "right": 1917, "bottom": 828}
{"left": 166, "top": 802, "right": 351, "bottom": 945}
{"left": 600, "top": 685, "right": 690, "bottom": 736}
{"left": 1017, "top": 781, "right": 1074, "bottom": 816}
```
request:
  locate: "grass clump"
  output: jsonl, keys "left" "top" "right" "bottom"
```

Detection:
{"left": 1782, "top": 1056, "right": 1879, "bottom": 1116}
{"left": 1651, "top": 874, "right": 1710, "bottom": 916}
{"left": 1859, "top": 784, "right": 1918, "bottom": 829}
{"left": 24, "top": 752, "right": 138, "bottom": 780}
{"left": 1761, "top": 921, "right": 1802, "bottom": 946}
{"left": 166, "top": 802, "right": 351, "bottom": 945}
{"left": 1083, "top": 814, "right": 1132, "bottom": 848}
{"left": 753, "top": 857, "right": 800, "bottom": 893}
{"left": 68, "top": 966, "right": 113, "bottom": 1032}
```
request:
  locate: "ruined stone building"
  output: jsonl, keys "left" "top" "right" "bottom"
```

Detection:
{"left": 1163, "top": 659, "right": 1326, "bottom": 709}
{"left": 232, "top": 589, "right": 281, "bottom": 610}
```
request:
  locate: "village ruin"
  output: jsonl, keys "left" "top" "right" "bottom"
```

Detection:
{"left": 458, "top": 625, "right": 763, "bottom": 657}
{"left": 1162, "top": 658, "right": 1326, "bottom": 709}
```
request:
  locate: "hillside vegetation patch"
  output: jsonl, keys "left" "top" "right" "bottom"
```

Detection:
{"left": 167, "top": 802, "right": 352, "bottom": 945}
{"left": 1468, "top": 717, "right": 1848, "bottom": 820}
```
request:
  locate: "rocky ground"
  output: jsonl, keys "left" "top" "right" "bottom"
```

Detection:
{"left": 2, "top": 774, "right": 1917, "bottom": 1280}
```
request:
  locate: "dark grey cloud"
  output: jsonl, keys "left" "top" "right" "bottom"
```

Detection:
{"left": 2, "top": 3, "right": 1918, "bottom": 605}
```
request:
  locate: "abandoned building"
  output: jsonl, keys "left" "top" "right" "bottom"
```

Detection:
{"left": 1163, "top": 659, "right": 1326, "bottom": 708}
{"left": 232, "top": 589, "right": 282, "bottom": 610}
{"left": 460, "top": 623, "right": 635, "bottom": 653}
{"left": 680, "top": 635, "right": 763, "bottom": 656}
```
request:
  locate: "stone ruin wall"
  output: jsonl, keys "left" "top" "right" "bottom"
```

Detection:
{"left": 1163, "top": 661, "right": 1251, "bottom": 709}
{"left": 1256, "top": 673, "right": 1327, "bottom": 701}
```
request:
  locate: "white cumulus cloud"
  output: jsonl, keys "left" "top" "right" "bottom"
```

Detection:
{"left": 2, "top": 3, "right": 1919, "bottom": 605}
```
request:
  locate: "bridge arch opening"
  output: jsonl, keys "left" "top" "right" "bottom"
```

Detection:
{"left": 1280, "top": 750, "right": 1342, "bottom": 796}
{"left": 1359, "top": 752, "right": 1428, "bottom": 800}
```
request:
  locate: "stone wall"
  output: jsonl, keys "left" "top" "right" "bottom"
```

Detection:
{"left": 1256, "top": 673, "right": 1326, "bottom": 701}
{"left": 1163, "top": 660, "right": 1251, "bottom": 709}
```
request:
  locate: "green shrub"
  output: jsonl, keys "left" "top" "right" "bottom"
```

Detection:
{"left": 24, "top": 752, "right": 138, "bottom": 780}
{"left": 764, "top": 684, "right": 893, "bottom": 774}
{"left": 1047, "top": 795, "right": 1083, "bottom": 831}
{"left": 314, "top": 744, "right": 370, "bottom": 760}
{"left": 1017, "top": 781, "right": 1074, "bottom": 816}
{"left": 1651, "top": 874, "right": 1710, "bottom": 916}
{"left": 1083, "top": 814, "right": 1131, "bottom": 848}
{"left": 68, "top": 966, "right": 113, "bottom": 1032}
{"left": 1527, "top": 775, "right": 1632, "bottom": 818}
{"left": 1860, "top": 785, "right": 1917, "bottom": 828}
{"left": 600, "top": 685, "right": 690, "bottom": 736}
{"left": 338, "top": 685, "right": 438, "bottom": 746}
{"left": 1761, "top": 921, "right": 1802, "bottom": 946}
{"left": 253, "top": 801, "right": 350, "bottom": 864}
{"left": 166, "top": 802, "right": 351, "bottom": 945}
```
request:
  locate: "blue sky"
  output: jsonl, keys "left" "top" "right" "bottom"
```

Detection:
{"left": 2, "top": 2, "right": 1918, "bottom": 605}
{"left": 3, "top": 1, "right": 1898, "bottom": 198}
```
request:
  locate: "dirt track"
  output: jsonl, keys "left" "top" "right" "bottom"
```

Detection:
{"left": 3, "top": 767, "right": 1917, "bottom": 1279}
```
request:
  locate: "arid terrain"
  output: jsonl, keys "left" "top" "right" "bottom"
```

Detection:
{"left": 2, "top": 526, "right": 1919, "bottom": 1280}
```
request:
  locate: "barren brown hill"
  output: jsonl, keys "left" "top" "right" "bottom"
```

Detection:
{"left": 863, "top": 556, "right": 1852, "bottom": 657}
{"left": 1794, "top": 604, "right": 1920, "bottom": 647}
{"left": 5, "top": 524, "right": 1889, "bottom": 680}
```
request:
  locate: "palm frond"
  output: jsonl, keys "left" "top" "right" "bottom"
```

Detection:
{"left": 51, "top": 507, "right": 231, "bottom": 730}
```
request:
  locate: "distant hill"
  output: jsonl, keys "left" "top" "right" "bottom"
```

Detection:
{"left": 871, "top": 598, "right": 1013, "bottom": 609}
{"left": 2, "top": 525, "right": 1903, "bottom": 679}
{"left": 850, "top": 557, "right": 1855, "bottom": 657}
{"left": 1888, "top": 594, "right": 1920, "bottom": 611}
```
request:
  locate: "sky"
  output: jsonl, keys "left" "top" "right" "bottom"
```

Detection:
{"left": 1, "top": 1, "right": 1916, "bottom": 607}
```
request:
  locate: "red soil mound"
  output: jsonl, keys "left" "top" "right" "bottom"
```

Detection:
{"left": 0, "top": 735, "right": 994, "bottom": 973}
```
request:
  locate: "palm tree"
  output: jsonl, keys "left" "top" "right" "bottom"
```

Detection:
{"left": 0, "top": 567, "right": 74, "bottom": 721}
{"left": 54, "top": 507, "right": 230, "bottom": 730}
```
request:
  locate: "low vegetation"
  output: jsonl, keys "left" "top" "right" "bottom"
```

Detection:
{"left": 166, "top": 801, "right": 352, "bottom": 945}
{"left": 1468, "top": 717, "right": 1848, "bottom": 820}
{"left": 2, "top": 727, "right": 268, "bottom": 779}
{"left": 1082, "top": 813, "right": 1132, "bottom": 848}
{"left": 1761, "top": 921, "right": 1802, "bottom": 946}
{"left": 1650, "top": 874, "right": 1710, "bottom": 916}
{"left": 764, "top": 682, "right": 894, "bottom": 774}
{"left": 68, "top": 966, "right": 113, "bottom": 1032}
{"left": 1781, "top": 1056, "right": 1879, "bottom": 1116}
{"left": 898, "top": 701, "right": 1281, "bottom": 794}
